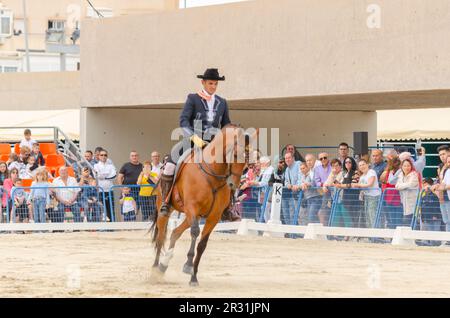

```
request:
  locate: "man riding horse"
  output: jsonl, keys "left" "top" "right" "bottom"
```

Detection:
{"left": 159, "top": 68, "right": 232, "bottom": 217}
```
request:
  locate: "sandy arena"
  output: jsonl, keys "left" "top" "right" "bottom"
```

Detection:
{"left": 1, "top": 230, "right": 450, "bottom": 297}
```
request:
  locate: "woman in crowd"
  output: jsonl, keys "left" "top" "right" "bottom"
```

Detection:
{"left": 380, "top": 157, "right": 403, "bottom": 228}
{"left": 333, "top": 156, "right": 359, "bottom": 228}
{"left": 395, "top": 158, "right": 421, "bottom": 226}
{"left": 352, "top": 159, "right": 380, "bottom": 228}
{"left": 2, "top": 167, "right": 19, "bottom": 221}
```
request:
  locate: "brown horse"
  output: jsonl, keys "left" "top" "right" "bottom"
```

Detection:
{"left": 150, "top": 124, "right": 256, "bottom": 286}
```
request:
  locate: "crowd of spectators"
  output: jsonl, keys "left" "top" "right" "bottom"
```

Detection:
{"left": 3, "top": 129, "right": 450, "bottom": 246}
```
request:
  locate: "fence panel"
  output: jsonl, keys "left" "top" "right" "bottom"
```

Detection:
{"left": 108, "top": 184, "right": 157, "bottom": 222}
{"left": 10, "top": 185, "right": 107, "bottom": 224}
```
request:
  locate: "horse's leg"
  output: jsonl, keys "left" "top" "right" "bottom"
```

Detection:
{"left": 152, "top": 209, "right": 172, "bottom": 273}
{"left": 183, "top": 217, "right": 200, "bottom": 275}
{"left": 189, "top": 214, "right": 220, "bottom": 286}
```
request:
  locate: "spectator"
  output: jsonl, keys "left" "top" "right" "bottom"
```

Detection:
{"left": 298, "top": 161, "right": 322, "bottom": 224}
{"left": 0, "top": 162, "right": 7, "bottom": 199}
{"left": 28, "top": 168, "right": 50, "bottom": 224}
{"left": 52, "top": 166, "right": 81, "bottom": 223}
{"left": 338, "top": 142, "right": 350, "bottom": 165}
{"left": 78, "top": 167, "right": 101, "bottom": 222}
{"left": 435, "top": 155, "right": 450, "bottom": 234}
{"left": 395, "top": 158, "right": 421, "bottom": 226}
{"left": 281, "top": 152, "right": 300, "bottom": 225}
{"left": 285, "top": 144, "right": 305, "bottom": 162}
{"left": 324, "top": 159, "right": 353, "bottom": 228}
{"left": 150, "top": 151, "right": 163, "bottom": 177}
{"left": 118, "top": 151, "right": 143, "bottom": 209}
{"left": 2, "top": 168, "right": 19, "bottom": 213}
{"left": 120, "top": 187, "right": 137, "bottom": 222}
{"left": 19, "top": 129, "right": 36, "bottom": 150}
{"left": 380, "top": 157, "right": 403, "bottom": 229}
{"left": 19, "top": 146, "right": 31, "bottom": 165}
{"left": 399, "top": 147, "right": 426, "bottom": 175}
{"left": 94, "top": 147, "right": 103, "bottom": 164}
{"left": 239, "top": 162, "right": 260, "bottom": 220}
{"left": 435, "top": 145, "right": 450, "bottom": 232}
{"left": 31, "top": 143, "right": 45, "bottom": 166}
{"left": 7, "top": 153, "right": 23, "bottom": 173}
{"left": 271, "top": 156, "right": 285, "bottom": 185}
{"left": 11, "top": 178, "right": 31, "bottom": 223}
{"left": 20, "top": 155, "right": 38, "bottom": 179}
{"left": 314, "top": 152, "right": 332, "bottom": 225}
{"left": 84, "top": 150, "right": 96, "bottom": 166}
{"left": 352, "top": 159, "right": 380, "bottom": 228}
{"left": 418, "top": 178, "right": 442, "bottom": 246}
{"left": 370, "top": 149, "right": 386, "bottom": 180}
{"left": 386, "top": 149, "right": 398, "bottom": 162}
{"left": 339, "top": 156, "right": 359, "bottom": 228}
{"left": 93, "top": 149, "right": 116, "bottom": 222}
{"left": 251, "top": 156, "right": 274, "bottom": 222}
{"left": 137, "top": 161, "right": 158, "bottom": 221}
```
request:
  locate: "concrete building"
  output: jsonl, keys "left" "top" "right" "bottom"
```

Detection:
{"left": 1, "top": 0, "right": 450, "bottom": 166}
{"left": 0, "top": 0, "right": 178, "bottom": 72}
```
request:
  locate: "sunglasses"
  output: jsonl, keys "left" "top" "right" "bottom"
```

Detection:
{"left": 345, "top": 161, "right": 352, "bottom": 164}
{"left": 319, "top": 157, "right": 328, "bottom": 161}
{"left": 99, "top": 154, "right": 108, "bottom": 157}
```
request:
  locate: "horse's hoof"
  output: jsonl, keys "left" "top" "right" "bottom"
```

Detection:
{"left": 149, "top": 267, "right": 165, "bottom": 283}
{"left": 158, "top": 263, "right": 168, "bottom": 273}
{"left": 189, "top": 280, "right": 199, "bottom": 287}
{"left": 183, "top": 264, "right": 194, "bottom": 275}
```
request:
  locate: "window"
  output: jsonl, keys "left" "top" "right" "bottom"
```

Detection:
{"left": 4, "top": 66, "right": 17, "bottom": 72}
{"left": 48, "top": 20, "right": 65, "bottom": 31}
{"left": 0, "top": 9, "right": 13, "bottom": 36}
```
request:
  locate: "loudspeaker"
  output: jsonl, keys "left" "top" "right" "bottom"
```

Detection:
{"left": 353, "top": 132, "right": 368, "bottom": 155}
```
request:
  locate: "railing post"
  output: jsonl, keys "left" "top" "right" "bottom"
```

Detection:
{"left": 374, "top": 188, "right": 386, "bottom": 228}
{"left": 391, "top": 226, "right": 415, "bottom": 245}
{"left": 263, "top": 183, "right": 284, "bottom": 238}
{"left": 258, "top": 185, "right": 270, "bottom": 223}
{"left": 328, "top": 188, "right": 340, "bottom": 227}
{"left": 304, "top": 223, "right": 326, "bottom": 240}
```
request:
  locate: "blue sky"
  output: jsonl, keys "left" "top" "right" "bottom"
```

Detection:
{"left": 179, "top": 0, "right": 248, "bottom": 8}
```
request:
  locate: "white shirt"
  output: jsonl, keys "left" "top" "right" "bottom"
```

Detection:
{"left": 443, "top": 169, "right": 450, "bottom": 200}
{"left": 94, "top": 161, "right": 117, "bottom": 192}
{"left": 52, "top": 176, "right": 80, "bottom": 202}
{"left": 151, "top": 162, "right": 163, "bottom": 177}
{"left": 202, "top": 89, "right": 216, "bottom": 122}
{"left": 360, "top": 169, "right": 380, "bottom": 197}
{"left": 20, "top": 138, "right": 36, "bottom": 150}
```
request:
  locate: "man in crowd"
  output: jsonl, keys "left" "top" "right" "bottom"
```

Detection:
{"left": 281, "top": 152, "right": 300, "bottom": 227}
{"left": 314, "top": 152, "right": 332, "bottom": 225}
{"left": 52, "top": 166, "right": 81, "bottom": 223}
{"left": 338, "top": 142, "right": 350, "bottom": 165}
{"left": 370, "top": 149, "right": 386, "bottom": 180}
{"left": 285, "top": 144, "right": 305, "bottom": 162}
{"left": 118, "top": 151, "right": 144, "bottom": 214}
{"left": 94, "top": 149, "right": 117, "bottom": 222}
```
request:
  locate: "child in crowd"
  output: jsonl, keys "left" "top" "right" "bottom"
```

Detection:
{"left": 11, "top": 178, "right": 31, "bottom": 223}
{"left": 120, "top": 187, "right": 136, "bottom": 222}
{"left": 79, "top": 167, "right": 101, "bottom": 222}
{"left": 418, "top": 178, "right": 442, "bottom": 246}
{"left": 31, "top": 143, "right": 45, "bottom": 166}
{"left": 21, "top": 155, "right": 38, "bottom": 179}
{"left": 28, "top": 168, "right": 50, "bottom": 224}
{"left": 20, "top": 129, "right": 36, "bottom": 150}
{"left": 7, "top": 153, "right": 23, "bottom": 172}
{"left": 0, "top": 162, "right": 7, "bottom": 221}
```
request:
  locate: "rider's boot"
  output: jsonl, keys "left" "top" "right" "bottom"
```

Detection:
{"left": 159, "top": 173, "right": 174, "bottom": 217}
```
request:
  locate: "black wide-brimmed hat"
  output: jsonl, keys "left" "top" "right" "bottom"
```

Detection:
{"left": 197, "top": 68, "right": 225, "bottom": 81}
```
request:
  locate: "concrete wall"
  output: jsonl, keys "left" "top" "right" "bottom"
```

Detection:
{"left": 0, "top": 71, "right": 80, "bottom": 110}
{"left": 81, "top": 0, "right": 450, "bottom": 110}
{"left": 80, "top": 107, "right": 376, "bottom": 166}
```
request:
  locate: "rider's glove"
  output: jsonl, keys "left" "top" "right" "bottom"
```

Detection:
{"left": 190, "top": 134, "right": 207, "bottom": 148}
